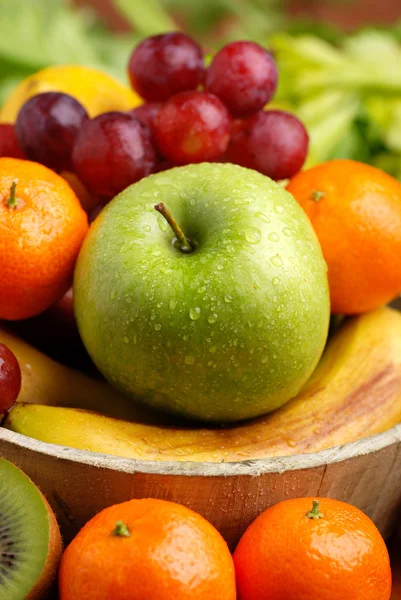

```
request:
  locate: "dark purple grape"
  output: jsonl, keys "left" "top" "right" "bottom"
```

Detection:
{"left": 205, "top": 41, "right": 278, "bottom": 118}
{"left": 15, "top": 92, "right": 89, "bottom": 171}
{"left": 72, "top": 112, "right": 157, "bottom": 198}
{"left": 128, "top": 33, "right": 204, "bottom": 102}
{"left": 226, "top": 110, "right": 309, "bottom": 180}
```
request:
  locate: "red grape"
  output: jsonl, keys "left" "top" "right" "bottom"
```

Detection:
{"left": 0, "top": 343, "right": 21, "bottom": 414}
{"left": 205, "top": 41, "right": 278, "bottom": 117}
{"left": 154, "top": 91, "right": 231, "bottom": 165}
{"left": 0, "top": 124, "right": 27, "bottom": 159}
{"left": 72, "top": 112, "right": 157, "bottom": 198}
{"left": 15, "top": 92, "right": 89, "bottom": 172}
{"left": 131, "top": 102, "right": 162, "bottom": 137}
{"left": 128, "top": 32, "right": 204, "bottom": 102}
{"left": 226, "top": 110, "right": 309, "bottom": 180}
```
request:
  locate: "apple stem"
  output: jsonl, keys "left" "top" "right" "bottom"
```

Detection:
{"left": 5, "top": 180, "right": 21, "bottom": 209}
{"left": 155, "top": 202, "right": 193, "bottom": 253}
{"left": 306, "top": 500, "right": 324, "bottom": 520}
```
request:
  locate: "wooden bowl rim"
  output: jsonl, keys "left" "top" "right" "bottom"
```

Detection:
{"left": 2, "top": 422, "right": 401, "bottom": 477}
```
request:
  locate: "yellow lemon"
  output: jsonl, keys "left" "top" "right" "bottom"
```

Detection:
{"left": 0, "top": 65, "right": 142, "bottom": 123}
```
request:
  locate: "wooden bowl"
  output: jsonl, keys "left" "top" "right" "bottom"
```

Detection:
{"left": 1, "top": 424, "right": 401, "bottom": 550}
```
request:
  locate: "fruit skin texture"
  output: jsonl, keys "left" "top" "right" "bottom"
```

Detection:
{"left": 287, "top": 159, "right": 401, "bottom": 314}
{"left": 233, "top": 497, "right": 391, "bottom": 600}
{"left": 74, "top": 163, "right": 329, "bottom": 422}
{"left": 8, "top": 307, "right": 401, "bottom": 461}
{"left": 0, "top": 65, "right": 141, "bottom": 123}
{"left": 72, "top": 111, "right": 157, "bottom": 198}
{"left": 205, "top": 41, "right": 278, "bottom": 117}
{"left": 226, "top": 110, "right": 309, "bottom": 180}
{"left": 155, "top": 91, "right": 232, "bottom": 165}
{"left": 128, "top": 32, "right": 204, "bottom": 102}
{"left": 0, "top": 458, "right": 62, "bottom": 600}
{"left": 15, "top": 91, "right": 89, "bottom": 172}
{"left": 0, "top": 158, "right": 88, "bottom": 320}
{"left": 58, "top": 498, "right": 236, "bottom": 600}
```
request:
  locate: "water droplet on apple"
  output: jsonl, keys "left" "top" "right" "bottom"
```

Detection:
{"left": 124, "top": 336, "right": 129, "bottom": 344}
{"left": 209, "top": 346, "right": 217, "bottom": 354}
{"left": 169, "top": 299, "right": 177, "bottom": 310}
{"left": 282, "top": 227, "right": 292, "bottom": 237}
{"left": 207, "top": 360, "right": 214, "bottom": 367}
{"left": 270, "top": 255, "right": 283, "bottom": 267}
{"left": 275, "top": 205, "right": 284, "bottom": 214}
{"left": 268, "top": 232, "right": 279, "bottom": 242}
{"left": 157, "top": 215, "right": 168, "bottom": 232}
{"left": 154, "top": 323, "right": 162, "bottom": 331}
{"left": 245, "top": 245, "right": 256, "bottom": 255}
{"left": 255, "top": 212, "right": 270, "bottom": 223}
{"left": 189, "top": 307, "right": 201, "bottom": 320}
{"left": 184, "top": 355, "right": 195, "bottom": 365}
{"left": 226, "top": 245, "right": 235, "bottom": 254}
{"left": 261, "top": 355, "right": 269, "bottom": 364}
{"left": 245, "top": 228, "right": 261, "bottom": 244}
{"left": 272, "top": 277, "right": 280, "bottom": 286}
{"left": 216, "top": 264, "right": 224, "bottom": 271}
{"left": 224, "top": 294, "right": 233, "bottom": 303}
{"left": 208, "top": 314, "right": 218, "bottom": 324}
{"left": 143, "top": 224, "right": 151, "bottom": 232}
{"left": 183, "top": 334, "right": 189, "bottom": 341}
{"left": 110, "top": 290, "right": 117, "bottom": 300}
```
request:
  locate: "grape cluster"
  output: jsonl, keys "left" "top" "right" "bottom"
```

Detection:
{"left": 8, "top": 33, "right": 309, "bottom": 202}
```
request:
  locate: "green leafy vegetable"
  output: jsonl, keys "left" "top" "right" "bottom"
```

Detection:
{"left": 271, "top": 26, "right": 401, "bottom": 179}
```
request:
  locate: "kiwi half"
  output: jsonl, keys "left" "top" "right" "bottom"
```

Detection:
{"left": 0, "top": 459, "right": 62, "bottom": 600}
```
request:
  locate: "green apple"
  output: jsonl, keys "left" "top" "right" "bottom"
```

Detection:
{"left": 74, "top": 163, "right": 330, "bottom": 423}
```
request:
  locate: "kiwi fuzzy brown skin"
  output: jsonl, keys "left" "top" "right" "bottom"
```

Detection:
{"left": 0, "top": 459, "right": 62, "bottom": 600}
{"left": 26, "top": 491, "right": 62, "bottom": 600}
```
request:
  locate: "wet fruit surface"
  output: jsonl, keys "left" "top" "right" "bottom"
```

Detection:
{"left": 234, "top": 497, "right": 392, "bottom": 600}
{"left": 15, "top": 92, "right": 89, "bottom": 172}
{"left": 154, "top": 91, "right": 231, "bottom": 165}
{"left": 128, "top": 32, "right": 204, "bottom": 102}
{"left": 205, "top": 41, "right": 278, "bottom": 117}
{"left": 72, "top": 111, "right": 157, "bottom": 198}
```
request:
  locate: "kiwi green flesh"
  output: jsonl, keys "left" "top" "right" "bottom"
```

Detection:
{"left": 0, "top": 459, "right": 50, "bottom": 600}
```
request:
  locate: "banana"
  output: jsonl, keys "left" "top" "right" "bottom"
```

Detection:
{"left": 0, "top": 326, "right": 160, "bottom": 422}
{"left": 5, "top": 306, "right": 401, "bottom": 461}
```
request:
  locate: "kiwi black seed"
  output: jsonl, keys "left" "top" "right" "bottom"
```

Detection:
{"left": 0, "top": 459, "right": 62, "bottom": 599}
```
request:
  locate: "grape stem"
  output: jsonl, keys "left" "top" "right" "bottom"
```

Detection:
{"left": 5, "top": 180, "right": 21, "bottom": 209}
{"left": 155, "top": 202, "right": 194, "bottom": 253}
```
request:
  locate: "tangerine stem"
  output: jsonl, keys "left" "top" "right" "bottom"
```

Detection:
{"left": 311, "top": 190, "right": 325, "bottom": 203}
{"left": 5, "top": 180, "right": 21, "bottom": 209}
{"left": 112, "top": 520, "right": 130, "bottom": 537}
{"left": 306, "top": 500, "right": 324, "bottom": 520}
{"left": 155, "top": 202, "right": 193, "bottom": 253}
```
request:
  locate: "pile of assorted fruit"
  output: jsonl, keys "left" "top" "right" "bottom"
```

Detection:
{"left": 1, "top": 29, "right": 401, "bottom": 599}
{"left": 0, "top": 456, "right": 394, "bottom": 599}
